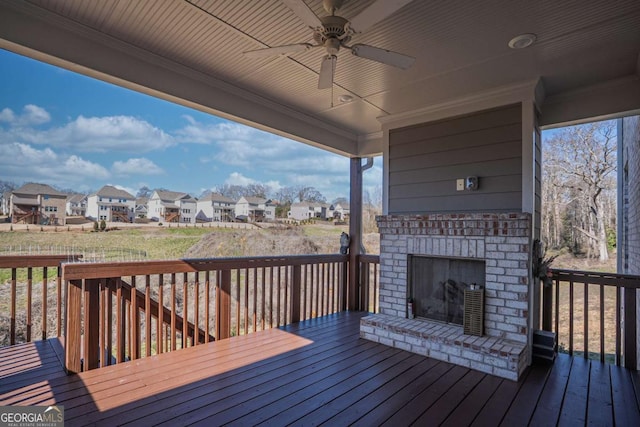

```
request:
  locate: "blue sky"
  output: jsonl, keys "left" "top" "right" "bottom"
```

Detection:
{"left": 0, "top": 49, "right": 382, "bottom": 202}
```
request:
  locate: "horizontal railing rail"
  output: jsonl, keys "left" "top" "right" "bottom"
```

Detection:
{"left": 62, "top": 254, "right": 350, "bottom": 373}
{"left": 543, "top": 268, "right": 639, "bottom": 368}
{"left": 0, "top": 255, "right": 82, "bottom": 346}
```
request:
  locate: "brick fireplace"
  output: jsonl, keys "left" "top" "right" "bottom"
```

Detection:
{"left": 360, "top": 212, "right": 533, "bottom": 380}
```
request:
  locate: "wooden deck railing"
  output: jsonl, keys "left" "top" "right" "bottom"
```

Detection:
{"left": 359, "top": 254, "right": 380, "bottom": 313}
{"left": 61, "top": 254, "right": 349, "bottom": 373}
{"left": 0, "top": 255, "right": 82, "bottom": 346}
{"left": 543, "top": 268, "right": 639, "bottom": 368}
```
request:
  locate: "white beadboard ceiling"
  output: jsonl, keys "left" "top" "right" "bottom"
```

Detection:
{"left": 0, "top": 0, "right": 639, "bottom": 156}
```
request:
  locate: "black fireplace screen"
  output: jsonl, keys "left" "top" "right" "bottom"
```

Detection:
{"left": 409, "top": 256, "right": 485, "bottom": 325}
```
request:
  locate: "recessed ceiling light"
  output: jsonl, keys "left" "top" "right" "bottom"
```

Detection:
{"left": 338, "top": 94, "right": 354, "bottom": 103}
{"left": 508, "top": 33, "right": 537, "bottom": 49}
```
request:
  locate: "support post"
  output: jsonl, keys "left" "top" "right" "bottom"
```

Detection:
{"left": 216, "top": 270, "right": 231, "bottom": 339}
{"left": 349, "top": 157, "right": 363, "bottom": 311}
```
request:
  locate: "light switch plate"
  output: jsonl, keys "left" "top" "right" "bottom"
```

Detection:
{"left": 456, "top": 179, "right": 465, "bottom": 191}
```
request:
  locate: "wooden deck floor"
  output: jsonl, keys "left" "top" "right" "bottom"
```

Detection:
{"left": 1, "top": 312, "right": 640, "bottom": 426}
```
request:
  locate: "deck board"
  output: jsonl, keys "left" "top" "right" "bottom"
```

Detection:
{"left": 1, "top": 312, "right": 639, "bottom": 426}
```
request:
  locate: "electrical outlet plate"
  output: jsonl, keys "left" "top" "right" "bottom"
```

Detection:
{"left": 456, "top": 179, "right": 464, "bottom": 191}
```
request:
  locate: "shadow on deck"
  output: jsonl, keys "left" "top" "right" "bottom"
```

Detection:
{"left": 1, "top": 312, "right": 639, "bottom": 426}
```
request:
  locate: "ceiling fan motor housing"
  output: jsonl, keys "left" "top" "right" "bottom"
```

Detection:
{"left": 313, "top": 15, "right": 351, "bottom": 47}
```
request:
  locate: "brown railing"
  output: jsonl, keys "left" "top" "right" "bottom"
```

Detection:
{"left": 543, "top": 268, "right": 639, "bottom": 368}
{"left": 0, "top": 255, "right": 81, "bottom": 346}
{"left": 359, "top": 254, "right": 380, "bottom": 313}
{"left": 61, "top": 254, "right": 349, "bottom": 373}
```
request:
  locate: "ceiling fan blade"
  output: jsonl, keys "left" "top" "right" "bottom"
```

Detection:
{"left": 348, "top": 0, "right": 414, "bottom": 34}
{"left": 282, "top": 0, "right": 322, "bottom": 30}
{"left": 318, "top": 55, "right": 336, "bottom": 89}
{"left": 244, "top": 43, "right": 314, "bottom": 58}
{"left": 350, "top": 44, "right": 415, "bottom": 69}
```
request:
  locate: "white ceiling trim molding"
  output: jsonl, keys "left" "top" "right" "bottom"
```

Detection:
{"left": 540, "top": 75, "right": 640, "bottom": 128}
{"left": 0, "top": 1, "right": 359, "bottom": 157}
{"left": 377, "top": 79, "right": 542, "bottom": 132}
{"left": 356, "top": 131, "right": 383, "bottom": 157}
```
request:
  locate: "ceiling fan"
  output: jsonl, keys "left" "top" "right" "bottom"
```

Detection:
{"left": 243, "top": 0, "right": 415, "bottom": 89}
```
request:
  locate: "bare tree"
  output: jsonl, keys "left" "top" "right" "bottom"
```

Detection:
{"left": 543, "top": 121, "right": 616, "bottom": 260}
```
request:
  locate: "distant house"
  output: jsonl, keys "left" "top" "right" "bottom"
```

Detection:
{"left": 288, "top": 202, "right": 332, "bottom": 221}
{"left": 333, "top": 202, "right": 350, "bottom": 221}
{"left": 196, "top": 193, "right": 235, "bottom": 222}
{"left": 264, "top": 199, "right": 277, "bottom": 221}
{"left": 66, "top": 193, "right": 87, "bottom": 217}
{"left": 86, "top": 185, "right": 135, "bottom": 223}
{"left": 1, "top": 191, "right": 11, "bottom": 216}
{"left": 235, "top": 196, "right": 266, "bottom": 222}
{"left": 10, "top": 183, "right": 67, "bottom": 225}
{"left": 148, "top": 190, "right": 197, "bottom": 223}
{"left": 135, "top": 197, "right": 149, "bottom": 219}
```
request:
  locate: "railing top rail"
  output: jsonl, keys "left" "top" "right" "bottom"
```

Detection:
{"left": 358, "top": 254, "right": 380, "bottom": 263}
{"left": 550, "top": 268, "right": 640, "bottom": 289}
{"left": 62, "top": 254, "right": 349, "bottom": 280}
{"left": 0, "top": 254, "right": 83, "bottom": 269}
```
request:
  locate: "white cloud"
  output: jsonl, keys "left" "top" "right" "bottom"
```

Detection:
{"left": 112, "top": 158, "right": 164, "bottom": 176}
{"left": 0, "top": 142, "right": 109, "bottom": 188}
{"left": 0, "top": 108, "right": 16, "bottom": 123}
{"left": 4, "top": 114, "right": 174, "bottom": 153}
{"left": 0, "top": 105, "right": 51, "bottom": 126}
{"left": 22, "top": 105, "right": 51, "bottom": 125}
{"left": 224, "top": 172, "right": 255, "bottom": 186}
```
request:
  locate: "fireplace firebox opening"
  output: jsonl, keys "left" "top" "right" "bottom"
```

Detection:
{"left": 408, "top": 255, "right": 485, "bottom": 325}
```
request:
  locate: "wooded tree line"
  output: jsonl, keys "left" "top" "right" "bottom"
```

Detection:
{"left": 541, "top": 120, "right": 617, "bottom": 260}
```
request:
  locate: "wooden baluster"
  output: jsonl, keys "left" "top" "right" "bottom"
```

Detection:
{"left": 99, "top": 279, "right": 105, "bottom": 367}
{"left": 261, "top": 267, "right": 266, "bottom": 331}
{"left": 291, "top": 264, "right": 301, "bottom": 323}
{"left": 157, "top": 273, "right": 164, "bottom": 353}
{"left": 615, "top": 287, "right": 621, "bottom": 365}
{"left": 624, "top": 284, "right": 637, "bottom": 369}
{"left": 600, "top": 284, "right": 605, "bottom": 363}
{"left": 145, "top": 275, "right": 151, "bottom": 356}
{"left": 65, "top": 279, "right": 83, "bottom": 374}
{"left": 302, "top": 265, "right": 307, "bottom": 321}
{"left": 253, "top": 268, "right": 257, "bottom": 333}
{"left": 216, "top": 269, "right": 231, "bottom": 340}
{"left": 284, "top": 266, "right": 290, "bottom": 324}
{"left": 235, "top": 270, "right": 240, "bottom": 336}
{"left": 569, "top": 276, "right": 574, "bottom": 356}
{"left": 183, "top": 272, "right": 188, "bottom": 348}
{"left": 269, "top": 267, "right": 274, "bottom": 328}
{"left": 194, "top": 271, "right": 199, "bottom": 345}
{"left": 341, "top": 260, "right": 348, "bottom": 311}
{"left": 308, "top": 264, "right": 313, "bottom": 319}
{"left": 277, "top": 266, "right": 281, "bottom": 326}
{"left": 130, "top": 276, "right": 139, "bottom": 360}
{"left": 106, "top": 280, "right": 112, "bottom": 365}
{"left": 171, "top": 273, "right": 176, "bottom": 351}
{"left": 244, "top": 269, "right": 249, "bottom": 335}
{"left": 584, "top": 280, "right": 589, "bottom": 359}
{"left": 116, "top": 278, "right": 125, "bottom": 363}
{"left": 204, "top": 271, "right": 210, "bottom": 343}
{"left": 57, "top": 267, "right": 62, "bottom": 337}
{"left": 42, "top": 266, "right": 47, "bottom": 340}
{"left": 84, "top": 279, "right": 100, "bottom": 371}
{"left": 27, "top": 267, "right": 32, "bottom": 342}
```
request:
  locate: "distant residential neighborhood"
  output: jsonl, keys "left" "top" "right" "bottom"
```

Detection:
{"left": 0, "top": 181, "right": 350, "bottom": 225}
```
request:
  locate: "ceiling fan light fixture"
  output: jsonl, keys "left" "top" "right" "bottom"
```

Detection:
{"left": 508, "top": 33, "right": 537, "bottom": 49}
